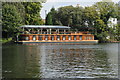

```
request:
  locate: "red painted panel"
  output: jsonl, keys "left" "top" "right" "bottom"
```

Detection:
{"left": 76, "top": 35, "right": 79, "bottom": 40}
{"left": 29, "top": 35, "right": 33, "bottom": 41}
{"left": 36, "top": 35, "right": 39, "bottom": 40}
{"left": 66, "top": 35, "right": 68, "bottom": 40}
{"left": 71, "top": 36, "right": 74, "bottom": 40}
{"left": 60, "top": 35, "right": 63, "bottom": 40}
{"left": 48, "top": 35, "right": 51, "bottom": 40}
{"left": 42, "top": 35, "right": 45, "bottom": 40}
{"left": 54, "top": 35, "right": 57, "bottom": 40}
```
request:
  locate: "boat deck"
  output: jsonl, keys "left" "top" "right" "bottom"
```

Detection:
{"left": 16, "top": 40, "right": 98, "bottom": 44}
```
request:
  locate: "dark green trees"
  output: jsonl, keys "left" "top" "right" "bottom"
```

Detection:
{"left": 93, "top": 1, "right": 118, "bottom": 41}
{"left": 23, "top": 2, "right": 44, "bottom": 25}
{"left": 57, "top": 6, "right": 75, "bottom": 27}
{"left": 45, "top": 13, "right": 53, "bottom": 25}
{"left": 45, "top": 1, "right": 119, "bottom": 42}
{"left": 45, "top": 7, "right": 60, "bottom": 25}
{"left": 2, "top": 3, "right": 23, "bottom": 38}
{"left": 2, "top": 2, "right": 43, "bottom": 39}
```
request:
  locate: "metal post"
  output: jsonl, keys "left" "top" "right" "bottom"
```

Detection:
{"left": 16, "top": 35, "right": 18, "bottom": 41}
{"left": 41, "top": 29, "right": 43, "bottom": 34}
{"left": 58, "top": 29, "right": 59, "bottom": 34}
{"left": 50, "top": 28, "right": 51, "bottom": 34}
{"left": 23, "top": 28, "right": 24, "bottom": 34}
{"left": 47, "top": 29, "right": 49, "bottom": 34}
{"left": 28, "top": 29, "right": 31, "bottom": 34}
{"left": 56, "top": 29, "right": 57, "bottom": 34}
{"left": 64, "top": 29, "right": 66, "bottom": 34}
{"left": 37, "top": 29, "right": 40, "bottom": 34}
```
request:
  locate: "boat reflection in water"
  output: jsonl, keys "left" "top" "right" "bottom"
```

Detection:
{"left": 2, "top": 43, "right": 118, "bottom": 78}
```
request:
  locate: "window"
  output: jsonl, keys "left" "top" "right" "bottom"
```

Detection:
{"left": 39, "top": 35, "right": 42, "bottom": 40}
{"left": 74, "top": 36, "right": 76, "bottom": 40}
{"left": 63, "top": 36, "right": 66, "bottom": 40}
{"left": 113, "top": 18, "right": 115, "bottom": 21}
{"left": 33, "top": 35, "right": 36, "bottom": 41}
{"left": 45, "top": 35, "right": 48, "bottom": 40}
{"left": 90, "top": 37, "right": 93, "bottom": 40}
{"left": 57, "top": 36, "right": 60, "bottom": 40}
{"left": 51, "top": 36, "right": 54, "bottom": 40}
{"left": 80, "top": 35, "right": 82, "bottom": 40}
{"left": 85, "top": 36, "right": 87, "bottom": 40}
{"left": 87, "top": 36, "right": 89, "bottom": 40}
{"left": 25, "top": 36, "right": 29, "bottom": 41}
{"left": 68, "top": 36, "right": 71, "bottom": 40}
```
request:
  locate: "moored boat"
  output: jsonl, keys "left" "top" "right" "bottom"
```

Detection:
{"left": 16, "top": 25, "right": 98, "bottom": 44}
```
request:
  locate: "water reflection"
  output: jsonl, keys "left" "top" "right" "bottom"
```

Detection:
{"left": 2, "top": 43, "right": 118, "bottom": 78}
{"left": 2, "top": 44, "right": 41, "bottom": 78}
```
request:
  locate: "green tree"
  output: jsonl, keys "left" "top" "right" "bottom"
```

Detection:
{"left": 45, "top": 12, "right": 53, "bottom": 25}
{"left": 2, "top": 2, "right": 44, "bottom": 39}
{"left": 57, "top": 5, "right": 84, "bottom": 30}
{"left": 45, "top": 1, "right": 119, "bottom": 42}
{"left": 94, "top": 19, "right": 106, "bottom": 33}
{"left": 57, "top": 6, "right": 75, "bottom": 26}
{"left": 23, "top": 2, "right": 43, "bottom": 25}
{"left": 93, "top": 1, "right": 118, "bottom": 41}
{"left": 84, "top": 6, "right": 99, "bottom": 26}
{"left": 50, "top": 7, "right": 59, "bottom": 25}
{"left": 2, "top": 3, "right": 22, "bottom": 38}
{"left": 45, "top": 7, "right": 62, "bottom": 25}
{"left": 71, "top": 6, "right": 83, "bottom": 30}
{"left": 93, "top": 1, "right": 118, "bottom": 24}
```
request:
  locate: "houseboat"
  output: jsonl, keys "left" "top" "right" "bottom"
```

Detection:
{"left": 16, "top": 25, "right": 98, "bottom": 44}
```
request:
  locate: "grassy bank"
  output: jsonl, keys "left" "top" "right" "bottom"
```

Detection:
{"left": 1, "top": 38, "right": 13, "bottom": 44}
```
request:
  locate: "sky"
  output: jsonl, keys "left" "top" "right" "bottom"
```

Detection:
{"left": 40, "top": 0, "right": 119, "bottom": 19}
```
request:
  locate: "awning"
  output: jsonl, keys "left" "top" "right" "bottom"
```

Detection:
{"left": 20, "top": 25, "right": 70, "bottom": 29}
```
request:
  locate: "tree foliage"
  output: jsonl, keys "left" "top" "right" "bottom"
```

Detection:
{"left": 23, "top": 2, "right": 43, "bottom": 25}
{"left": 2, "top": 2, "right": 44, "bottom": 39}
{"left": 45, "top": 1, "right": 119, "bottom": 41}
{"left": 45, "top": 7, "right": 61, "bottom": 25}
{"left": 93, "top": 1, "right": 118, "bottom": 24}
{"left": 45, "top": 12, "right": 53, "bottom": 25}
{"left": 2, "top": 3, "right": 23, "bottom": 38}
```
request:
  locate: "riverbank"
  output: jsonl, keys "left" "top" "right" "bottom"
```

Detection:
{"left": 109, "top": 41, "right": 120, "bottom": 43}
{"left": 98, "top": 40, "right": 120, "bottom": 43}
{"left": 1, "top": 38, "right": 13, "bottom": 44}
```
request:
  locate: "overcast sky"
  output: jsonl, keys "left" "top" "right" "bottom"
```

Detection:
{"left": 40, "top": 0, "right": 119, "bottom": 19}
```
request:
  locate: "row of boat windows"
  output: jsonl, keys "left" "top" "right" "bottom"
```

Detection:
{"left": 85, "top": 36, "right": 93, "bottom": 40}
{"left": 21, "top": 35, "right": 93, "bottom": 41}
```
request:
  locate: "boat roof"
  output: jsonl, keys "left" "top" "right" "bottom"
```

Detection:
{"left": 20, "top": 25, "right": 70, "bottom": 29}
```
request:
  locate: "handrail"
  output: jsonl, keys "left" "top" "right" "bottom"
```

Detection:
{"left": 20, "top": 31, "right": 91, "bottom": 34}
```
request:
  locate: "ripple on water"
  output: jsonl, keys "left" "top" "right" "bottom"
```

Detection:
{"left": 2, "top": 43, "right": 118, "bottom": 78}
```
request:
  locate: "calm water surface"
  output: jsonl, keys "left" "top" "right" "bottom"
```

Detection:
{"left": 2, "top": 43, "right": 119, "bottom": 78}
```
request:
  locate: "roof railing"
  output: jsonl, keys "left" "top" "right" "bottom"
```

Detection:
{"left": 20, "top": 31, "right": 91, "bottom": 35}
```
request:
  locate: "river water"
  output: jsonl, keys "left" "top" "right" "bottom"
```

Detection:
{"left": 2, "top": 43, "right": 119, "bottom": 78}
